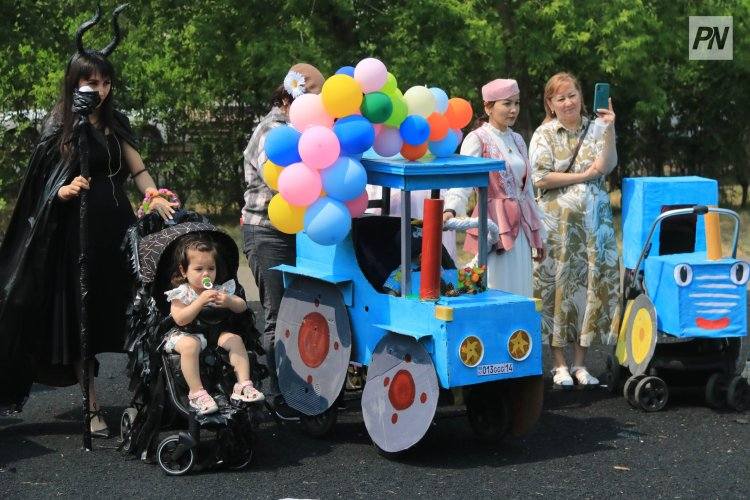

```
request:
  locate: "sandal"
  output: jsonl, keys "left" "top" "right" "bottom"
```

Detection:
{"left": 571, "top": 366, "right": 600, "bottom": 386}
{"left": 231, "top": 381, "right": 265, "bottom": 403}
{"left": 188, "top": 389, "right": 219, "bottom": 415}
{"left": 90, "top": 409, "right": 111, "bottom": 439}
{"left": 551, "top": 366, "right": 574, "bottom": 389}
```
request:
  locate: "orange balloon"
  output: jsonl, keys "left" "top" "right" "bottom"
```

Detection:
{"left": 427, "top": 112, "right": 449, "bottom": 141}
{"left": 401, "top": 141, "right": 428, "bottom": 161}
{"left": 445, "top": 98, "right": 473, "bottom": 129}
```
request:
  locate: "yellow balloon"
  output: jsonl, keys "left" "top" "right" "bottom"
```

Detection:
{"left": 321, "top": 74, "right": 363, "bottom": 118}
{"left": 268, "top": 193, "right": 305, "bottom": 234}
{"left": 262, "top": 160, "right": 284, "bottom": 191}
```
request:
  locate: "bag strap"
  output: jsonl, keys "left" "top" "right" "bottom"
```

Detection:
{"left": 560, "top": 119, "right": 591, "bottom": 174}
{"left": 537, "top": 119, "right": 592, "bottom": 200}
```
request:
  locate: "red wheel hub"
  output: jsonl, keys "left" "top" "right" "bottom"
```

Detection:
{"left": 388, "top": 369, "right": 416, "bottom": 411}
{"left": 298, "top": 312, "right": 330, "bottom": 368}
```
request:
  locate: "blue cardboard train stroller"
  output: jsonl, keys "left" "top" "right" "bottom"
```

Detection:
{"left": 119, "top": 211, "right": 266, "bottom": 475}
{"left": 603, "top": 177, "right": 749, "bottom": 412}
{"left": 272, "top": 155, "right": 544, "bottom": 454}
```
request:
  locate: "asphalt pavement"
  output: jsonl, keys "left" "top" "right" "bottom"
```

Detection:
{"left": 1, "top": 314, "right": 748, "bottom": 499}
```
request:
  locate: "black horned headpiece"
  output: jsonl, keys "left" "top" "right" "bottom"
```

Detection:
{"left": 74, "top": 4, "right": 129, "bottom": 59}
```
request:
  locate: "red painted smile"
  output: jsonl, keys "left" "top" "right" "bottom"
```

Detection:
{"left": 695, "top": 317, "right": 730, "bottom": 330}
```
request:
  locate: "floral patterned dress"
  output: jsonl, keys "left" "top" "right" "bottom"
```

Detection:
{"left": 529, "top": 117, "right": 620, "bottom": 347}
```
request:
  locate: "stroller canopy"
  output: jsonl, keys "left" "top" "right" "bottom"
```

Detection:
{"left": 137, "top": 222, "right": 240, "bottom": 285}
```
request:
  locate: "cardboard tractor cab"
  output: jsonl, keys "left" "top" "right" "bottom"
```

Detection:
{"left": 272, "top": 155, "right": 544, "bottom": 454}
{"left": 601, "top": 177, "right": 749, "bottom": 412}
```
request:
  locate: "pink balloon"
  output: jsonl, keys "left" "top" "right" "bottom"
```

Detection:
{"left": 278, "top": 162, "right": 322, "bottom": 207}
{"left": 298, "top": 126, "right": 341, "bottom": 169}
{"left": 345, "top": 190, "right": 369, "bottom": 218}
{"left": 289, "top": 94, "right": 334, "bottom": 131}
{"left": 373, "top": 123, "right": 383, "bottom": 136}
{"left": 372, "top": 126, "right": 402, "bottom": 157}
{"left": 354, "top": 58, "right": 387, "bottom": 93}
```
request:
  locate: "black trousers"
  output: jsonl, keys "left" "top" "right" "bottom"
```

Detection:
{"left": 242, "top": 224, "right": 296, "bottom": 396}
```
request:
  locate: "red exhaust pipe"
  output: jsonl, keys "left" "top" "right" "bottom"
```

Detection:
{"left": 420, "top": 198, "right": 444, "bottom": 300}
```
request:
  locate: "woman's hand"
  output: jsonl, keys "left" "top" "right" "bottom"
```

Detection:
{"left": 148, "top": 195, "right": 177, "bottom": 221}
{"left": 583, "top": 163, "right": 604, "bottom": 181}
{"left": 57, "top": 176, "right": 90, "bottom": 201}
{"left": 533, "top": 245, "right": 546, "bottom": 263}
{"left": 442, "top": 211, "right": 455, "bottom": 223}
{"left": 596, "top": 98, "right": 616, "bottom": 127}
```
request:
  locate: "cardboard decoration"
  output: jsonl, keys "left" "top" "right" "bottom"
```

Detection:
{"left": 644, "top": 253, "right": 747, "bottom": 339}
{"left": 361, "top": 333, "right": 439, "bottom": 453}
{"left": 275, "top": 277, "right": 352, "bottom": 416}
{"left": 622, "top": 293, "right": 658, "bottom": 376}
{"left": 621, "top": 176, "right": 718, "bottom": 269}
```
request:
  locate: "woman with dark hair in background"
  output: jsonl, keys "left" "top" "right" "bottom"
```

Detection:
{"left": 0, "top": 7, "right": 175, "bottom": 437}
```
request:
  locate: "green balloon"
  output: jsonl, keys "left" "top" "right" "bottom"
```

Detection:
{"left": 382, "top": 72, "right": 398, "bottom": 93}
{"left": 360, "top": 92, "right": 393, "bottom": 124}
{"left": 384, "top": 93, "right": 408, "bottom": 127}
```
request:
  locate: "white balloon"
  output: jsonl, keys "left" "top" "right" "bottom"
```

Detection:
{"left": 403, "top": 86, "right": 436, "bottom": 118}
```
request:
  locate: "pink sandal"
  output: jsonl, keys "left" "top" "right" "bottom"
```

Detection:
{"left": 188, "top": 389, "right": 219, "bottom": 415}
{"left": 231, "top": 381, "right": 265, "bottom": 403}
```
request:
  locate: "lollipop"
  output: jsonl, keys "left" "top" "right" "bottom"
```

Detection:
{"left": 201, "top": 276, "right": 213, "bottom": 289}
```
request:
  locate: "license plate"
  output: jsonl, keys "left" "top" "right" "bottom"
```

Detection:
{"left": 476, "top": 363, "right": 514, "bottom": 376}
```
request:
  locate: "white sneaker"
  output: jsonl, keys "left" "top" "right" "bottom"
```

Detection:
{"left": 571, "top": 366, "right": 599, "bottom": 386}
{"left": 551, "top": 366, "right": 574, "bottom": 388}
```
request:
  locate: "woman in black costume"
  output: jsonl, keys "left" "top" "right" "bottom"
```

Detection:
{"left": 0, "top": 7, "right": 176, "bottom": 437}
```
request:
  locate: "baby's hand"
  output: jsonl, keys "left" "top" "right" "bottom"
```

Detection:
{"left": 198, "top": 289, "right": 218, "bottom": 305}
{"left": 211, "top": 291, "right": 230, "bottom": 308}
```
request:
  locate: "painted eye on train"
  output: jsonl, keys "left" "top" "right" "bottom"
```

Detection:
{"left": 730, "top": 262, "right": 750, "bottom": 285}
{"left": 673, "top": 264, "right": 693, "bottom": 286}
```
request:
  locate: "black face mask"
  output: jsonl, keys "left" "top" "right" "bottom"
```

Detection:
{"left": 72, "top": 88, "right": 101, "bottom": 116}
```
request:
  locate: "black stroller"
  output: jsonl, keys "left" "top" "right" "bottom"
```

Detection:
{"left": 119, "top": 210, "right": 266, "bottom": 475}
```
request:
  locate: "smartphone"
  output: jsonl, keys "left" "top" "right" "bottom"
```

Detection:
{"left": 593, "top": 83, "right": 610, "bottom": 113}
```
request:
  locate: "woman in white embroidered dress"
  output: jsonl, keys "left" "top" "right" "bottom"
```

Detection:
{"left": 443, "top": 79, "right": 545, "bottom": 297}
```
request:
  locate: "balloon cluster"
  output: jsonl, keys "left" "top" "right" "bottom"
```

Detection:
{"left": 264, "top": 58, "right": 474, "bottom": 245}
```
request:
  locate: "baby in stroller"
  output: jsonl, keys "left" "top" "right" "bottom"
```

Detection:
{"left": 120, "top": 211, "right": 265, "bottom": 475}
{"left": 165, "top": 233, "right": 264, "bottom": 414}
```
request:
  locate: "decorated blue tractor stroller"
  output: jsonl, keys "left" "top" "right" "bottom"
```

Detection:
{"left": 603, "top": 177, "right": 749, "bottom": 412}
{"left": 119, "top": 211, "right": 266, "bottom": 475}
{"left": 273, "top": 155, "right": 544, "bottom": 454}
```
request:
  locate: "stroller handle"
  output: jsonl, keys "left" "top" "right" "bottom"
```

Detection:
{"left": 632, "top": 205, "right": 742, "bottom": 276}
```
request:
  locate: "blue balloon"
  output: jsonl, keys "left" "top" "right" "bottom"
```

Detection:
{"left": 264, "top": 125, "right": 302, "bottom": 166}
{"left": 429, "top": 129, "right": 460, "bottom": 157}
{"left": 399, "top": 115, "right": 430, "bottom": 146}
{"left": 333, "top": 115, "right": 375, "bottom": 155}
{"left": 304, "top": 197, "right": 352, "bottom": 246}
{"left": 321, "top": 156, "right": 367, "bottom": 201}
{"left": 430, "top": 87, "right": 449, "bottom": 114}
{"left": 335, "top": 65, "right": 356, "bottom": 77}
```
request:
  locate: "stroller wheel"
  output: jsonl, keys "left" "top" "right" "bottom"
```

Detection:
{"left": 705, "top": 373, "right": 727, "bottom": 409}
{"left": 623, "top": 375, "right": 644, "bottom": 408}
{"left": 300, "top": 406, "right": 339, "bottom": 438}
{"left": 120, "top": 407, "right": 138, "bottom": 450}
{"left": 635, "top": 376, "right": 669, "bottom": 412}
{"left": 157, "top": 435, "right": 195, "bottom": 476}
{"left": 226, "top": 448, "right": 254, "bottom": 471}
{"left": 727, "top": 376, "right": 749, "bottom": 412}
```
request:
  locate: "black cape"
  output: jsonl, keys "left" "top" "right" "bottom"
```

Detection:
{"left": 0, "top": 110, "right": 138, "bottom": 412}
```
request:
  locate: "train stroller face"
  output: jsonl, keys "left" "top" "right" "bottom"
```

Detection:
{"left": 674, "top": 261, "right": 749, "bottom": 332}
